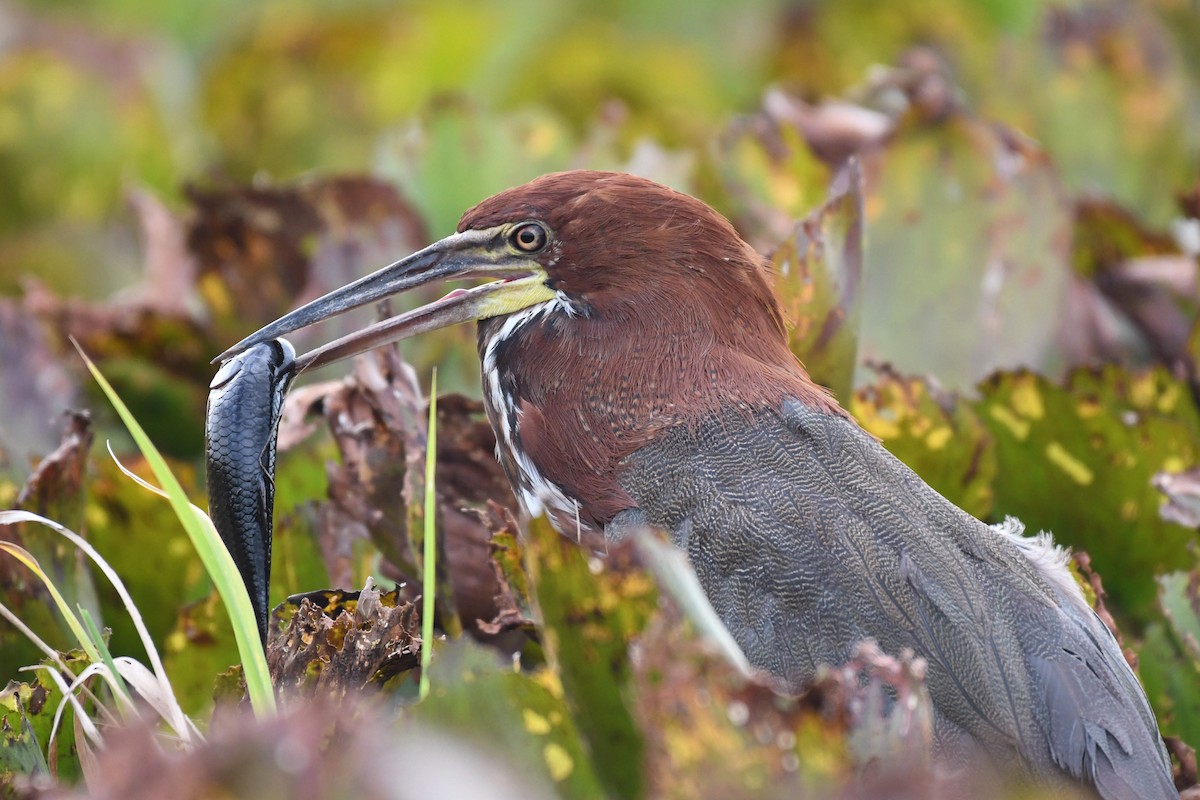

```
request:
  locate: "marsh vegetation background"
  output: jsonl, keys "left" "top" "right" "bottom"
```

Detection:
{"left": 1, "top": 0, "right": 1199, "bottom": 796}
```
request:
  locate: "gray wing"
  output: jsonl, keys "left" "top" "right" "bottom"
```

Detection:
{"left": 615, "top": 398, "right": 1175, "bottom": 799}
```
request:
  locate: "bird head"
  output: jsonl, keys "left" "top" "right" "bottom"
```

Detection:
{"left": 459, "top": 172, "right": 786, "bottom": 328}
{"left": 216, "top": 171, "right": 808, "bottom": 379}
{"left": 218, "top": 169, "right": 841, "bottom": 530}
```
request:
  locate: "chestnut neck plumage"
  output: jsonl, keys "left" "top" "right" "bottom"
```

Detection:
{"left": 464, "top": 171, "right": 842, "bottom": 532}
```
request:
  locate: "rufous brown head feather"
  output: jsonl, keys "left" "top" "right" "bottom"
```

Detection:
{"left": 219, "top": 170, "right": 841, "bottom": 529}
{"left": 462, "top": 172, "right": 842, "bottom": 527}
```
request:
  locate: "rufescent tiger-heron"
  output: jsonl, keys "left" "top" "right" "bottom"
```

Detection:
{"left": 208, "top": 170, "right": 1177, "bottom": 799}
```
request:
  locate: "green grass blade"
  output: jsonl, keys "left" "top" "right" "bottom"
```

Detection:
{"left": 77, "top": 608, "right": 138, "bottom": 718}
{"left": 0, "top": 597, "right": 118, "bottom": 728}
{"left": 73, "top": 340, "right": 276, "bottom": 717}
{"left": 0, "top": 541, "right": 107, "bottom": 676}
{"left": 1, "top": 509, "right": 196, "bottom": 739}
{"left": 420, "top": 368, "right": 437, "bottom": 701}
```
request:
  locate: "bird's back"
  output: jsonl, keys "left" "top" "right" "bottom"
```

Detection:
{"left": 613, "top": 398, "right": 1175, "bottom": 799}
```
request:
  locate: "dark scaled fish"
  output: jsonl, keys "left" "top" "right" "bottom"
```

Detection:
{"left": 204, "top": 339, "right": 295, "bottom": 643}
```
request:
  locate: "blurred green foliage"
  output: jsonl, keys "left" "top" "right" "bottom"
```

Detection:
{"left": 5, "top": 0, "right": 1195, "bottom": 292}
{"left": 2, "top": 0, "right": 1200, "bottom": 795}
{"left": 0, "top": 649, "right": 89, "bottom": 785}
{"left": 413, "top": 638, "right": 606, "bottom": 798}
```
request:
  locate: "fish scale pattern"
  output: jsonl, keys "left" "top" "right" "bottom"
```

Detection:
{"left": 205, "top": 340, "right": 295, "bottom": 642}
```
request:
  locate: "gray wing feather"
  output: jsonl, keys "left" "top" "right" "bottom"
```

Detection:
{"left": 614, "top": 399, "right": 1175, "bottom": 798}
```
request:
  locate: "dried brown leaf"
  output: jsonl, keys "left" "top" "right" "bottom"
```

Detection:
{"left": 291, "top": 347, "right": 514, "bottom": 634}
{"left": 1166, "top": 735, "right": 1199, "bottom": 794}
{"left": 267, "top": 581, "right": 420, "bottom": 704}
{"left": 477, "top": 503, "right": 535, "bottom": 637}
{"left": 1071, "top": 551, "right": 1136, "bottom": 672}
{"left": 125, "top": 188, "right": 197, "bottom": 317}
{"left": 15, "top": 411, "right": 92, "bottom": 526}
{"left": 189, "top": 175, "right": 428, "bottom": 346}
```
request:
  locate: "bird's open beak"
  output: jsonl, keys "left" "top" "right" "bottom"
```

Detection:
{"left": 213, "top": 225, "right": 555, "bottom": 371}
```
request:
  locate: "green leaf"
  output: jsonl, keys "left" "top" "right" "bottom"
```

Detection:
{"left": 0, "top": 540, "right": 104, "bottom": 674}
{"left": 860, "top": 119, "right": 1071, "bottom": 388}
{"left": 413, "top": 639, "right": 604, "bottom": 799}
{"left": 161, "top": 591, "right": 240, "bottom": 717}
{"left": 377, "top": 103, "right": 584, "bottom": 238}
{"left": 851, "top": 369, "right": 996, "bottom": 518}
{"left": 978, "top": 367, "right": 1200, "bottom": 623}
{"left": 1159, "top": 571, "right": 1200, "bottom": 663}
{"left": 0, "top": 650, "right": 90, "bottom": 786}
{"left": 74, "top": 342, "right": 276, "bottom": 717}
{"left": 269, "top": 449, "right": 335, "bottom": 620}
{"left": 420, "top": 370, "right": 437, "bottom": 701}
{"left": 1142, "top": 564, "right": 1200, "bottom": 746}
{"left": 0, "top": 683, "right": 51, "bottom": 785}
{"left": 526, "top": 519, "right": 652, "bottom": 799}
{"left": 698, "top": 119, "right": 831, "bottom": 250}
{"left": 1138, "top": 622, "right": 1200, "bottom": 744}
{"left": 771, "top": 158, "right": 864, "bottom": 401}
{"left": 85, "top": 457, "right": 207, "bottom": 675}
{"left": 630, "top": 612, "right": 856, "bottom": 797}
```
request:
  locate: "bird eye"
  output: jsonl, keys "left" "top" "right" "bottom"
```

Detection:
{"left": 510, "top": 222, "right": 549, "bottom": 254}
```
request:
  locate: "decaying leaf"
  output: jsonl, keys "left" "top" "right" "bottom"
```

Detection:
{"left": 0, "top": 649, "right": 91, "bottom": 786}
{"left": 1, "top": 680, "right": 52, "bottom": 786}
{"left": 189, "top": 176, "right": 427, "bottom": 342}
{"left": 1159, "top": 571, "right": 1200, "bottom": 664}
{"left": 629, "top": 531, "right": 1028, "bottom": 798}
{"left": 762, "top": 88, "right": 895, "bottom": 167}
{"left": 267, "top": 580, "right": 420, "bottom": 704}
{"left": 280, "top": 345, "right": 513, "bottom": 635}
{"left": 1154, "top": 468, "right": 1200, "bottom": 529}
{"left": 1166, "top": 735, "right": 1199, "bottom": 796}
{"left": 770, "top": 157, "right": 864, "bottom": 400}
{"left": 477, "top": 502, "right": 536, "bottom": 638}
{"left": 0, "top": 299, "right": 81, "bottom": 463}
{"left": 15, "top": 411, "right": 93, "bottom": 534}
{"left": 123, "top": 189, "right": 199, "bottom": 318}
{"left": 1070, "top": 197, "right": 1197, "bottom": 369}
{"left": 860, "top": 110, "right": 1071, "bottom": 388}
{"left": 632, "top": 593, "right": 854, "bottom": 797}
{"left": 413, "top": 640, "right": 602, "bottom": 798}
{"left": 275, "top": 345, "right": 429, "bottom": 604}
{"left": 2, "top": 412, "right": 99, "bottom": 679}
{"left": 700, "top": 112, "right": 831, "bottom": 252}
{"left": 24, "top": 280, "right": 215, "bottom": 391}
{"left": 432, "top": 394, "right": 518, "bottom": 633}
{"left": 1141, "top": 610, "right": 1200, "bottom": 754}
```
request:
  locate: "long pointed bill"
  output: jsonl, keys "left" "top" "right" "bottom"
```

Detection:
{"left": 213, "top": 226, "right": 556, "bottom": 370}
{"left": 294, "top": 275, "right": 552, "bottom": 371}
